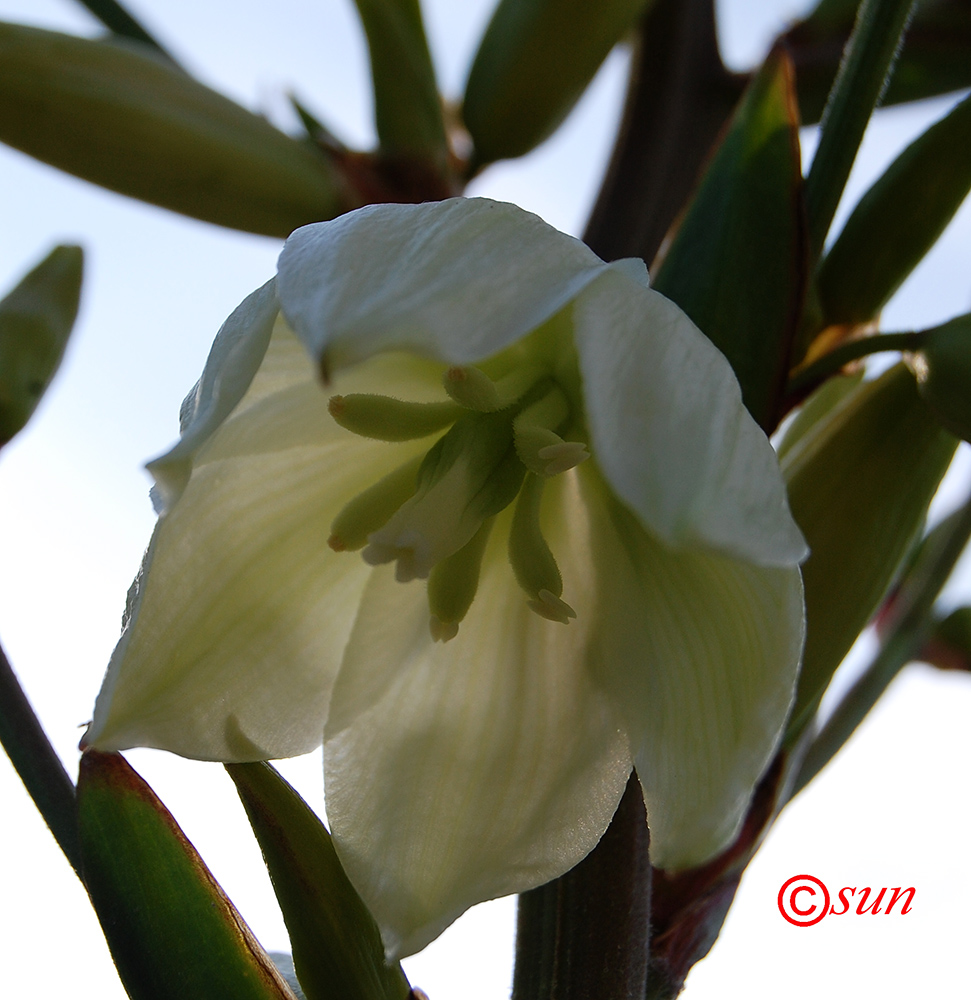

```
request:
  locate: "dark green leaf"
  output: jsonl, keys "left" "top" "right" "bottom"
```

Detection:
{"left": 0, "top": 23, "right": 354, "bottom": 237}
{"left": 78, "top": 751, "right": 296, "bottom": 1000}
{"left": 73, "top": 0, "right": 175, "bottom": 62}
{"left": 463, "top": 0, "right": 651, "bottom": 166}
{"left": 818, "top": 93, "right": 971, "bottom": 324}
{"left": 353, "top": 0, "right": 446, "bottom": 161}
{"left": 227, "top": 762, "right": 410, "bottom": 1000}
{"left": 0, "top": 245, "right": 82, "bottom": 445}
{"left": 651, "top": 48, "right": 806, "bottom": 430}
{"left": 782, "top": 364, "right": 956, "bottom": 742}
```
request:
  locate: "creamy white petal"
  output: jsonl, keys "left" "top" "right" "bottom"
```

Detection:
{"left": 581, "top": 468, "right": 804, "bottom": 870}
{"left": 277, "top": 198, "right": 606, "bottom": 371}
{"left": 87, "top": 323, "right": 443, "bottom": 760}
{"left": 573, "top": 265, "right": 807, "bottom": 567}
{"left": 149, "top": 279, "right": 279, "bottom": 513}
{"left": 324, "top": 475, "right": 632, "bottom": 958}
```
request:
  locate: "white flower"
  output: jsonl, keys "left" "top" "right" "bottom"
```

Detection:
{"left": 86, "top": 198, "right": 806, "bottom": 958}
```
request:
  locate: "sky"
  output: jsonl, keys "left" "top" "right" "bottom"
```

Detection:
{"left": 1, "top": 1, "right": 970, "bottom": 998}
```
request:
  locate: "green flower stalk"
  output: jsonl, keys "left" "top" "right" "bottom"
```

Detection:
{"left": 84, "top": 198, "right": 806, "bottom": 958}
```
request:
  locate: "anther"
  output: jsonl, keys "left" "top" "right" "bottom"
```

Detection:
{"left": 443, "top": 366, "right": 501, "bottom": 411}
{"left": 513, "top": 387, "right": 588, "bottom": 476}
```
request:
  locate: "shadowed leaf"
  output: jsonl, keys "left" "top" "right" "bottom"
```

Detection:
{"left": 652, "top": 48, "right": 806, "bottom": 430}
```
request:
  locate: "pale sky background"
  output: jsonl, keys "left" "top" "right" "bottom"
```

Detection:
{"left": 1, "top": 1, "right": 970, "bottom": 998}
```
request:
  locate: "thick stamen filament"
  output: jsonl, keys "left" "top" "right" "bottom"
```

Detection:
{"left": 443, "top": 364, "right": 547, "bottom": 412}
{"left": 328, "top": 454, "right": 422, "bottom": 551}
{"left": 508, "top": 473, "right": 576, "bottom": 624}
{"left": 427, "top": 519, "right": 494, "bottom": 642}
{"left": 329, "top": 393, "right": 461, "bottom": 440}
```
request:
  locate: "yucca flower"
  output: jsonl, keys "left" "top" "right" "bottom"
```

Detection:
{"left": 86, "top": 198, "right": 806, "bottom": 957}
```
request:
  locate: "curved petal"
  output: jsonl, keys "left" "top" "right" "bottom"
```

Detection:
{"left": 149, "top": 279, "right": 279, "bottom": 513}
{"left": 580, "top": 468, "right": 804, "bottom": 871}
{"left": 277, "top": 198, "right": 606, "bottom": 371}
{"left": 573, "top": 265, "right": 807, "bottom": 567}
{"left": 323, "top": 474, "right": 631, "bottom": 958}
{"left": 87, "top": 322, "right": 444, "bottom": 760}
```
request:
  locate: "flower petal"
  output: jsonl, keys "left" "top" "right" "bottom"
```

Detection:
{"left": 581, "top": 468, "right": 804, "bottom": 870}
{"left": 323, "top": 475, "right": 631, "bottom": 958}
{"left": 149, "top": 278, "right": 279, "bottom": 513}
{"left": 87, "top": 321, "right": 443, "bottom": 760}
{"left": 573, "top": 265, "right": 807, "bottom": 567}
{"left": 277, "top": 198, "right": 606, "bottom": 371}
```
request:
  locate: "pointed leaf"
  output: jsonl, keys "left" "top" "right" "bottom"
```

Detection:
{"left": 787, "top": 0, "right": 971, "bottom": 123}
{"left": 818, "top": 92, "right": 971, "bottom": 324}
{"left": 652, "top": 48, "right": 806, "bottom": 430}
{"left": 0, "top": 23, "right": 354, "bottom": 237}
{"left": 227, "top": 762, "right": 410, "bottom": 1000}
{"left": 77, "top": 750, "right": 296, "bottom": 1000}
{"left": 352, "top": 0, "right": 446, "bottom": 160}
{"left": 782, "top": 364, "right": 956, "bottom": 740}
{"left": 463, "top": 0, "right": 651, "bottom": 165}
{"left": 0, "top": 245, "right": 82, "bottom": 445}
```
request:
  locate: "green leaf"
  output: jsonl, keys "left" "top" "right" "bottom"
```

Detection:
{"left": 0, "top": 23, "right": 354, "bottom": 237}
{"left": 787, "top": 0, "right": 971, "bottom": 123}
{"left": 817, "top": 93, "right": 971, "bottom": 325}
{"left": 463, "top": 0, "right": 650, "bottom": 166}
{"left": 651, "top": 48, "right": 805, "bottom": 430}
{"left": 913, "top": 312, "right": 971, "bottom": 441}
{"left": 77, "top": 751, "right": 297, "bottom": 1000}
{"left": 227, "top": 762, "right": 410, "bottom": 1000}
{"left": 802, "top": 0, "right": 918, "bottom": 262}
{"left": 782, "top": 364, "right": 956, "bottom": 742}
{"left": 922, "top": 606, "right": 971, "bottom": 672}
{"left": 353, "top": 0, "right": 446, "bottom": 161}
{"left": 0, "top": 245, "right": 82, "bottom": 446}
{"left": 72, "top": 0, "right": 175, "bottom": 62}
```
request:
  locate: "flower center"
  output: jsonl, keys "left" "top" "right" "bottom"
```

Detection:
{"left": 327, "top": 355, "right": 587, "bottom": 641}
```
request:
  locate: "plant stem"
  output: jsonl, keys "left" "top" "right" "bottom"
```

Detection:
{"left": 511, "top": 775, "right": 651, "bottom": 1000}
{"left": 792, "top": 494, "right": 971, "bottom": 795}
{"left": 786, "top": 330, "right": 924, "bottom": 395}
{"left": 804, "top": 0, "right": 917, "bottom": 263}
{"left": 0, "top": 641, "right": 81, "bottom": 875}
{"left": 583, "top": 0, "right": 742, "bottom": 265}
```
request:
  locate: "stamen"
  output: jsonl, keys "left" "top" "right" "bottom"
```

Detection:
{"left": 443, "top": 364, "right": 548, "bottom": 412}
{"left": 508, "top": 473, "right": 575, "bottom": 624}
{"left": 328, "top": 455, "right": 422, "bottom": 552}
{"left": 513, "top": 387, "right": 588, "bottom": 476}
{"left": 328, "top": 393, "right": 460, "bottom": 441}
{"left": 427, "top": 519, "right": 494, "bottom": 641}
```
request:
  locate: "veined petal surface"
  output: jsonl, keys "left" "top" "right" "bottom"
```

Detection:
{"left": 574, "top": 266, "right": 807, "bottom": 567}
{"left": 88, "top": 322, "right": 444, "bottom": 760}
{"left": 581, "top": 469, "right": 804, "bottom": 870}
{"left": 277, "top": 198, "right": 606, "bottom": 371}
{"left": 149, "top": 279, "right": 279, "bottom": 512}
{"left": 324, "top": 474, "right": 631, "bottom": 958}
